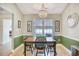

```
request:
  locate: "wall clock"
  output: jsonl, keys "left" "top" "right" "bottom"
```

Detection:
{"left": 67, "top": 13, "right": 79, "bottom": 28}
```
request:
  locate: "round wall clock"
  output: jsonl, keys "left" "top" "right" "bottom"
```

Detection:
{"left": 67, "top": 13, "right": 79, "bottom": 28}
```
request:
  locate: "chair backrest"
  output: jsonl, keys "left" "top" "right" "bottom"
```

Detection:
{"left": 36, "top": 34, "right": 46, "bottom": 38}
{"left": 35, "top": 36, "right": 46, "bottom": 48}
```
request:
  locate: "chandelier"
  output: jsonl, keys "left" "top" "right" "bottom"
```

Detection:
{"left": 38, "top": 3, "right": 48, "bottom": 18}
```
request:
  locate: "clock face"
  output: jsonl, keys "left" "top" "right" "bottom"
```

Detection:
{"left": 67, "top": 17, "right": 76, "bottom": 27}
{"left": 67, "top": 13, "right": 79, "bottom": 28}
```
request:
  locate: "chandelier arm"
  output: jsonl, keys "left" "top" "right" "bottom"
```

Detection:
{"left": 38, "top": 3, "right": 48, "bottom": 18}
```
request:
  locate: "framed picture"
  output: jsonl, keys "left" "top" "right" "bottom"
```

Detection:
{"left": 55, "top": 20, "right": 60, "bottom": 32}
{"left": 18, "top": 20, "right": 21, "bottom": 28}
{"left": 27, "top": 21, "right": 32, "bottom": 32}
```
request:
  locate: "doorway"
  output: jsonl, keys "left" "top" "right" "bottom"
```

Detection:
{"left": 0, "top": 7, "right": 13, "bottom": 56}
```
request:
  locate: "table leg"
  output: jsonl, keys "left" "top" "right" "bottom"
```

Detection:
{"left": 24, "top": 42, "right": 26, "bottom": 56}
{"left": 54, "top": 42, "right": 56, "bottom": 56}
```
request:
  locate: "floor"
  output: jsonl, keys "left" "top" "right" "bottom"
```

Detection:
{"left": 10, "top": 44, "right": 55, "bottom": 56}
{"left": 0, "top": 43, "right": 71, "bottom": 56}
{"left": 25, "top": 48, "right": 54, "bottom": 56}
{"left": 0, "top": 38, "right": 12, "bottom": 56}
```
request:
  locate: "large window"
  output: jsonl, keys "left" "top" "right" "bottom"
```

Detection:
{"left": 33, "top": 19, "right": 55, "bottom": 37}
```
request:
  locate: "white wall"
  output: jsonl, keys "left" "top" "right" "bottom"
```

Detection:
{"left": 62, "top": 4, "right": 79, "bottom": 41}
{"left": 0, "top": 4, "right": 23, "bottom": 49}
{"left": 22, "top": 14, "right": 62, "bottom": 36}
{"left": 0, "top": 3, "right": 23, "bottom": 37}
{"left": 0, "top": 20, "right": 3, "bottom": 44}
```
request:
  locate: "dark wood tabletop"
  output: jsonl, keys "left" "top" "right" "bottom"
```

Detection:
{"left": 24, "top": 37, "right": 56, "bottom": 43}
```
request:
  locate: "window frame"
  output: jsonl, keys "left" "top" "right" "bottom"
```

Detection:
{"left": 32, "top": 19, "right": 55, "bottom": 38}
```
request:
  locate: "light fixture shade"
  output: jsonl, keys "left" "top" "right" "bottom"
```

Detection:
{"left": 39, "top": 10, "right": 47, "bottom": 18}
{"left": 38, "top": 3, "right": 48, "bottom": 18}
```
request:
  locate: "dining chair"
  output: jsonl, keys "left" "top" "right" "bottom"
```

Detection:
{"left": 47, "top": 43, "right": 55, "bottom": 55}
{"left": 26, "top": 43, "right": 33, "bottom": 54}
{"left": 23, "top": 35, "right": 33, "bottom": 54}
{"left": 35, "top": 36, "right": 46, "bottom": 56}
{"left": 45, "top": 34, "right": 55, "bottom": 55}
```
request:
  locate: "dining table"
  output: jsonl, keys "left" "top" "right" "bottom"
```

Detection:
{"left": 23, "top": 37, "right": 56, "bottom": 56}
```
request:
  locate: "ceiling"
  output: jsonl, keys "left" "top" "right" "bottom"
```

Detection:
{"left": 16, "top": 3, "right": 68, "bottom": 14}
{"left": 0, "top": 7, "right": 11, "bottom": 14}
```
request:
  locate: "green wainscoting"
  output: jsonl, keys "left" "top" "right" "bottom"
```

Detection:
{"left": 14, "top": 35, "right": 23, "bottom": 49}
{"left": 55, "top": 36, "right": 79, "bottom": 50}
{"left": 14, "top": 35, "right": 33, "bottom": 49}
{"left": 54, "top": 36, "right": 62, "bottom": 43}
{"left": 61, "top": 36, "right": 79, "bottom": 50}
